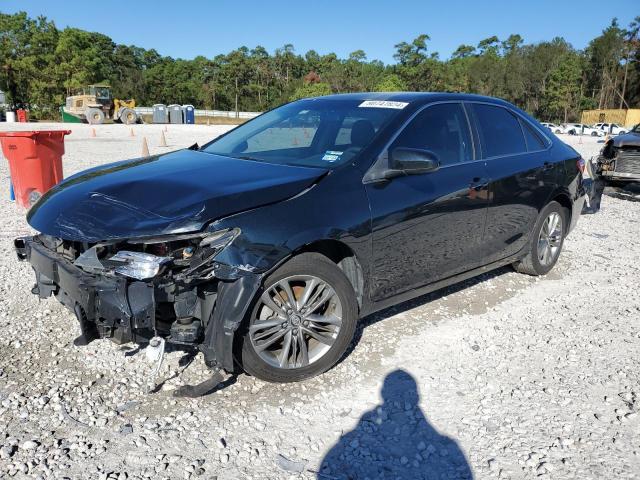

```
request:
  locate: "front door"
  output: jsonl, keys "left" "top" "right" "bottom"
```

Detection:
{"left": 365, "top": 102, "right": 489, "bottom": 301}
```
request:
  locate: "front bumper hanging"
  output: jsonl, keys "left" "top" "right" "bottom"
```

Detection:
{"left": 16, "top": 237, "right": 155, "bottom": 345}
{"left": 14, "top": 236, "right": 262, "bottom": 372}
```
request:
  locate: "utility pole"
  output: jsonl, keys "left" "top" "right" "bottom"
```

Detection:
{"left": 235, "top": 76, "right": 239, "bottom": 118}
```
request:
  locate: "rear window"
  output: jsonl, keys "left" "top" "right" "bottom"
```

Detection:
{"left": 472, "top": 104, "right": 527, "bottom": 158}
{"left": 520, "top": 119, "right": 546, "bottom": 151}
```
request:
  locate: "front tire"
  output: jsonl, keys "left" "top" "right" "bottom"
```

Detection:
{"left": 121, "top": 108, "right": 137, "bottom": 125}
{"left": 513, "top": 201, "right": 567, "bottom": 276}
{"left": 240, "top": 253, "right": 358, "bottom": 383}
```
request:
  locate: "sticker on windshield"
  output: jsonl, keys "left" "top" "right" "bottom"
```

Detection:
{"left": 358, "top": 100, "right": 408, "bottom": 109}
{"left": 322, "top": 151, "right": 343, "bottom": 162}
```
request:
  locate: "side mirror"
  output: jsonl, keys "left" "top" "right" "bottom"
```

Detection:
{"left": 384, "top": 148, "right": 440, "bottom": 179}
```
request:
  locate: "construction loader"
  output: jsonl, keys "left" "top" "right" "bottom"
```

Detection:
{"left": 63, "top": 85, "right": 140, "bottom": 125}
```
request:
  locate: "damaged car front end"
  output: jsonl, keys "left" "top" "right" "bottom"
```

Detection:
{"left": 596, "top": 125, "right": 640, "bottom": 184}
{"left": 12, "top": 139, "right": 335, "bottom": 386}
{"left": 15, "top": 227, "right": 259, "bottom": 372}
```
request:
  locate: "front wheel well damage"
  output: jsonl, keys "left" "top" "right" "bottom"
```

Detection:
{"left": 296, "top": 240, "right": 364, "bottom": 311}
{"left": 222, "top": 241, "right": 364, "bottom": 373}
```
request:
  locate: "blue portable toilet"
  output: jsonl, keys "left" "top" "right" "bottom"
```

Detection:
{"left": 182, "top": 105, "right": 195, "bottom": 124}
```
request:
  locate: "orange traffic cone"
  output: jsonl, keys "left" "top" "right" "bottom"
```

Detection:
{"left": 160, "top": 130, "right": 167, "bottom": 147}
{"left": 141, "top": 137, "right": 150, "bottom": 157}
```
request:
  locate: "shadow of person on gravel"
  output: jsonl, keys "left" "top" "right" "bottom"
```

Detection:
{"left": 318, "top": 370, "right": 473, "bottom": 479}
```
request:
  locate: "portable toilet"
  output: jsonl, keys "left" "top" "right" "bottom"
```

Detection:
{"left": 182, "top": 105, "right": 195, "bottom": 124}
{"left": 152, "top": 104, "right": 168, "bottom": 124}
{"left": 168, "top": 104, "right": 183, "bottom": 124}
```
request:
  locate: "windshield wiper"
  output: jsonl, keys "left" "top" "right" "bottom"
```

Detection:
{"left": 233, "top": 155, "right": 262, "bottom": 161}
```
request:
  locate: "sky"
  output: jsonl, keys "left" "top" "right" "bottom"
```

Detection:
{"left": 2, "top": 0, "right": 638, "bottom": 62}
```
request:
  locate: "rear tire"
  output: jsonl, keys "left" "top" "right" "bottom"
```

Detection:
{"left": 240, "top": 253, "right": 358, "bottom": 383}
{"left": 513, "top": 201, "right": 567, "bottom": 276}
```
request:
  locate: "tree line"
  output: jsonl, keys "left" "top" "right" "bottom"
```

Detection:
{"left": 1, "top": 11, "right": 638, "bottom": 123}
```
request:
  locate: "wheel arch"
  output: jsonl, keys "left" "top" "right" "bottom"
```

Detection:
{"left": 550, "top": 191, "right": 572, "bottom": 227}
{"left": 293, "top": 239, "right": 365, "bottom": 312}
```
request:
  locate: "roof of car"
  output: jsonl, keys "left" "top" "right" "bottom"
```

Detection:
{"left": 314, "top": 92, "right": 513, "bottom": 107}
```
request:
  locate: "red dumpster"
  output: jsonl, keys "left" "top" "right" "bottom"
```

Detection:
{"left": 16, "top": 109, "right": 29, "bottom": 123}
{"left": 0, "top": 130, "right": 71, "bottom": 208}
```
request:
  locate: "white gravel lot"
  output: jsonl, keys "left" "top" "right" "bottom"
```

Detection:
{"left": 0, "top": 124, "right": 638, "bottom": 480}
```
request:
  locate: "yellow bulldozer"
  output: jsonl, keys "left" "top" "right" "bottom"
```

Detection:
{"left": 63, "top": 85, "right": 140, "bottom": 125}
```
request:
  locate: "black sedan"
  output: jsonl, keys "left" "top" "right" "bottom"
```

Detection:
{"left": 15, "top": 93, "right": 585, "bottom": 392}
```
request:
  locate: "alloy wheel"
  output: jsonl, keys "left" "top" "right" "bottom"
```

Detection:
{"left": 537, "top": 212, "right": 563, "bottom": 267}
{"left": 249, "top": 275, "right": 342, "bottom": 369}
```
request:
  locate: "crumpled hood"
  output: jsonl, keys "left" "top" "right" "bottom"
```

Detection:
{"left": 27, "top": 149, "right": 327, "bottom": 242}
{"left": 610, "top": 131, "right": 640, "bottom": 148}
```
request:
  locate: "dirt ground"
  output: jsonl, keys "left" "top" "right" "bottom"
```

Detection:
{"left": 0, "top": 124, "right": 638, "bottom": 479}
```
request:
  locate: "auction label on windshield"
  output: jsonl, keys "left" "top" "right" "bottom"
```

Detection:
{"left": 359, "top": 100, "right": 408, "bottom": 109}
{"left": 322, "top": 151, "right": 343, "bottom": 162}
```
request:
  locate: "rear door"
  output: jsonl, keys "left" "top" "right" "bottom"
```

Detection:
{"left": 468, "top": 103, "right": 556, "bottom": 263}
{"left": 365, "top": 102, "right": 490, "bottom": 301}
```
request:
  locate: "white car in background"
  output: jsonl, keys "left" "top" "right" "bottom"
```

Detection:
{"left": 593, "top": 123, "right": 628, "bottom": 135}
{"left": 541, "top": 122, "right": 563, "bottom": 134}
{"left": 561, "top": 123, "right": 603, "bottom": 136}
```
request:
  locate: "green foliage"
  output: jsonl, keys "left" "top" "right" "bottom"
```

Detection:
{"left": 291, "top": 82, "right": 332, "bottom": 100}
{"left": 0, "top": 11, "right": 638, "bottom": 121}
{"left": 374, "top": 74, "right": 407, "bottom": 92}
{"left": 544, "top": 53, "right": 583, "bottom": 122}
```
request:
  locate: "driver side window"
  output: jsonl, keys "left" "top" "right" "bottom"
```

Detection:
{"left": 390, "top": 103, "right": 473, "bottom": 166}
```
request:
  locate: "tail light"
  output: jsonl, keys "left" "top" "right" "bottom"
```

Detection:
{"left": 576, "top": 158, "right": 586, "bottom": 174}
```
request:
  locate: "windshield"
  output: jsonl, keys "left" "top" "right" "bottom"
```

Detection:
{"left": 632, "top": 124, "right": 640, "bottom": 133}
{"left": 201, "top": 98, "right": 405, "bottom": 168}
{"left": 92, "top": 87, "right": 110, "bottom": 99}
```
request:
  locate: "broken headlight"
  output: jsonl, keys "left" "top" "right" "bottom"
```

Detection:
{"left": 74, "top": 228, "right": 241, "bottom": 280}
{"left": 110, "top": 251, "right": 172, "bottom": 280}
{"left": 180, "top": 228, "right": 241, "bottom": 277}
{"left": 119, "top": 228, "right": 240, "bottom": 280}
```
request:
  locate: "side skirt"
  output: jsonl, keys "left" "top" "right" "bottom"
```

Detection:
{"left": 361, "top": 248, "right": 527, "bottom": 317}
